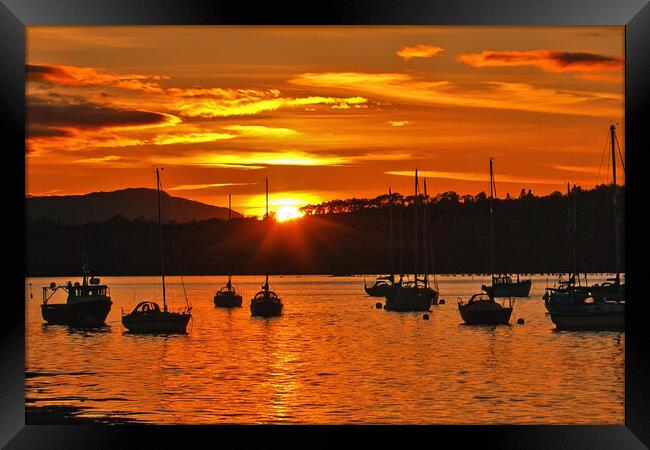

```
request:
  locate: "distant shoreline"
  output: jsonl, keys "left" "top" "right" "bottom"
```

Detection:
{"left": 25, "top": 272, "right": 624, "bottom": 279}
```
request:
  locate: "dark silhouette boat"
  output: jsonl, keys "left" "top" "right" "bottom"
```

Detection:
{"left": 214, "top": 279, "right": 243, "bottom": 308}
{"left": 250, "top": 178, "right": 283, "bottom": 317}
{"left": 214, "top": 194, "right": 243, "bottom": 308}
{"left": 546, "top": 125, "right": 624, "bottom": 330}
{"left": 482, "top": 274, "right": 531, "bottom": 297}
{"left": 459, "top": 158, "right": 514, "bottom": 325}
{"left": 250, "top": 275, "right": 283, "bottom": 317}
{"left": 364, "top": 274, "right": 395, "bottom": 297}
{"left": 122, "top": 168, "right": 192, "bottom": 333}
{"left": 385, "top": 171, "right": 439, "bottom": 311}
{"left": 41, "top": 258, "right": 112, "bottom": 327}
{"left": 458, "top": 293, "right": 513, "bottom": 325}
{"left": 365, "top": 189, "right": 398, "bottom": 297}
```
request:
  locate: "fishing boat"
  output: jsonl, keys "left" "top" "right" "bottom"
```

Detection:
{"left": 250, "top": 178, "right": 283, "bottom": 317}
{"left": 459, "top": 158, "right": 514, "bottom": 325}
{"left": 122, "top": 168, "right": 192, "bottom": 333}
{"left": 214, "top": 194, "right": 243, "bottom": 308}
{"left": 385, "top": 170, "right": 439, "bottom": 311}
{"left": 40, "top": 257, "right": 112, "bottom": 327}
{"left": 547, "top": 125, "right": 625, "bottom": 330}
{"left": 364, "top": 189, "right": 398, "bottom": 297}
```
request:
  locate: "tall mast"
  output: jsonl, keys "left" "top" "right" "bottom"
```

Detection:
{"left": 265, "top": 178, "right": 269, "bottom": 290}
{"left": 156, "top": 168, "right": 167, "bottom": 311}
{"left": 388, "top": 188, "right": 394, "bottom": 279}
{"left": 265, "top": 177, "right": 269, "bottom": 219}
{"left": 227, "top": 193, "right": 232, "bottom": 286}
{"left": 423, "top": 179, "right": 429, "bottom": 287}
{"left": 610, "top": 124, "right": 621, "bottom": 283}
{"left": 489, "top": 158, "right": 495, "bottom": 281}
{"left": 414, "top": 169, "right": 419, "bottom": 284}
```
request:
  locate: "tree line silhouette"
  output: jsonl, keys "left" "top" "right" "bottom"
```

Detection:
{"left": 26, "top": 184, "right": 624, "bottom": 276}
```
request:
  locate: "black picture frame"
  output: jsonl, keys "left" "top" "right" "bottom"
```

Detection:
{"left": 3, "top": 0, "right": 648, "bottom": 448}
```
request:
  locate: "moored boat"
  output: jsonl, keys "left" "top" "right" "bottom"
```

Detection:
{"left": 383, "top": 171, "right": 439, "bottom": 311}
{"left": 121, "top": 168, "right": 192, "bottom": 333}
{"left": 214, "top": 194, "right": 243, "bottom": 308}
{"left": 482, "top": 274, "right": 531, "bottom": 297}
{"left": 214, "top": 280, "right": 243, "bottom": 308}
{"left": 41, "top": 259, "right": 112, "bottom": 328}
{"left": 249, "top": 178, "right": 283, "bottom": 317}
{"left": 458, "top": 293, "right": 513, "bottom": 325}
{"left": 459, "top": 158, "right": 514, "bottom": 325}
{"left": 250, "top": 276, "right": 283, "bottom": 317}
{"left": 546, "top": 125, "right": 625, "bottom": 330}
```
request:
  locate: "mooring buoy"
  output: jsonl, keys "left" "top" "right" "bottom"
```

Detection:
{"left": 423, "top": 314, "right": 429, "bottom": 320}
{"left": 375, "top": 302, "right": 383, "bottom": 309}
{"left": 517, "top": 318, "right": 525, "bottom": 325}
{"left": 439, "top": 299, "right": 446, "bottom": 305}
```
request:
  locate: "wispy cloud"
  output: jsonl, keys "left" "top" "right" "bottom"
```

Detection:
{"left": 397, "top": 45, "right": 444, "bottom": 61}
{"left": 291, "top": 72, "right": 622, "bottom": 117}
{"left": 222, "top": 125, "right": 301, "bottom": 139}
{"left": 168, "top": 182, "right": 255, "bottom": 191}
{"left": 457, "top": 50, "right": 623, "bottom": 78}
{"left": 388, "top": 120, "right": 409, "bottom": 127}
{"left": 386, "top": 170, "right": 567, "bottom": 185}
{"left": 150, "top": 132, "right": 236, "bottom": 145}
{"left": 27, "top": 63, "right": 168, "bottom": 92}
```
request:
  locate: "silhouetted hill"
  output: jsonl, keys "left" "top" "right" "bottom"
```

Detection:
{"left": 26, "top": 188, "right": 242, "bottom": 224}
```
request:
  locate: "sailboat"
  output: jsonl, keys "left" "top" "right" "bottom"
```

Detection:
{"left": 250, "top": 177, "right": 283, "bottom": 317}
{"left": 214, "top": 194, "right": 243, "bottom": 308}
{"left": 40, "top": 256, "right": 112, "bottom": 327}
{"left": 364, "top": 189, "right": 397, "bottom": 297}
{"left": 121, "top": 168, "right": 192, "bottom": 333}
{"left": 543, "top": 184, "right": 591, "bottom": 313}
{"left": 459, "top": 158, "right": 513, "bottom": 325}
{"left": 546, "top": 125, "right": 624, "bottom": 330}
{"left": 384, "top": 170, "right": 438, "bottom": 311}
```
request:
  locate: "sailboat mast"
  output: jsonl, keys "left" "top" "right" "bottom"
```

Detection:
{"left": 389, "top": 188, "right": 394, "bottom": 278}
{"left": 610, "top": 125, "right": 621, "bottom": 282}
{"left": 423, "top": 179, "right": 429, "bottom": 287}
{"left": 414, "top": 169, "right": 419, "bottom": 284}
{"left": 156, "top": 168, "right": 167, "bottom": 311}
{"left": 489, "top": 158, "right": 495, "bottom": 280}
{"left": 228, "top": 193, "right": 232, "bottom": 285}
{"left": 265, "top": 177, "right": 269, "bottom": 219}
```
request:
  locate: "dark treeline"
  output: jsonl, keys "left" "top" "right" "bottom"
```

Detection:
{"left": 26, "top": 184, "right": 624, "bottom": 277}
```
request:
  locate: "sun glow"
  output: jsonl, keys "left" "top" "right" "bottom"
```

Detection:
{"left": 275, "top": 205, "right": 304, "bottom": 222}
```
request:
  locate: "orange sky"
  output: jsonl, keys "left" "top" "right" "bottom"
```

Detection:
{"left": 26, "top": 26, "right": 624, "bottom": 217}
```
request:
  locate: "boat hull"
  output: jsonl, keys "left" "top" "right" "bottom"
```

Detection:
{"left": 250, "top": 299, "right": 283, "bottom": 317}
{"left": 384, "top": 287, "right": 438, "bottom": 311}
{"left": 458, "top": 303, "right": 512, "bottom": 325}
{"left": 548, "top": 305, "right": 624, "bottom": 331}
{"left": 41, "top": 298, "right": 112, "bottom": 327}
{"left": 214, "top": 293, "right": 243, "bottom": 308}
{"left": 122, "top": 311, "right": 191, "bottom": 333}
{"left": 482, "top": 279, "right": 531, "bottom": 297}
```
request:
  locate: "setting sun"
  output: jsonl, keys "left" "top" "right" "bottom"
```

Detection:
{"left": 275, "top": 205, "right": 304, "bottom": 222}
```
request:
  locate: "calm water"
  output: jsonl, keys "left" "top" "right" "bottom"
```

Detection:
{"left": 25, "top": 274, "right": 624, "bottom": 424}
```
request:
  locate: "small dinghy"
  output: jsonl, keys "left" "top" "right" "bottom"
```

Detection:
{"left": 214, "top": 279, "right": 243, "bottom": 308}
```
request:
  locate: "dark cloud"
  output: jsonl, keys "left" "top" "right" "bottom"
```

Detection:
{"left": 27, "top": 96, "right": 171, "bottom": 130}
